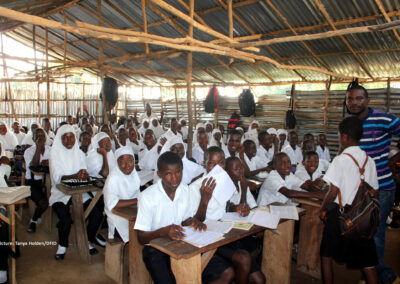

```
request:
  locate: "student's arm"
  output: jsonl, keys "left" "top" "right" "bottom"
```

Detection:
{"left": 181, "top": 217, "right": 206, "bottom": 231}
{"left": 300, "top": 180, "right": 323, "bottom": 192}
{"left": 193, "top": 178, "right": 216, "bottom": 222}
{"left": 133, "top": 110, "right": 139, "bottom": 126}
{"left": 320, "top": 184, "right": 339, "bottom": 219}
{"left": 61, "top": 169, "right": 88, "bottom": 181}
{"left": 137, "top": 224, "right": 185, "bottom": 245}
{"left": 157, "top": 137, "right": 167, "bottom": 154}
{"left": 97, "top": 148, "right": 110, "bottom": 178}
{"left": 30, "top": 138, "right": 46, "bottom": 167}
{"left": 113, "top": 198, "right": 137, "bottom": 209}
{"left": 159, "top": 110, "right": 164, "bottom": 124}
{"left": 278, "top": 186, "right": 326, "bottom": 200}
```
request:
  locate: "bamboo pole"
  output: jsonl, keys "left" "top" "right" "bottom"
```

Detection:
{"left": 194, "top": 86, "right": 197, "bottom": 125}
{"left": 63, "top": 10, "right": 69, "bottom": 118}
{"left": 386, "top": 78, "right": 391, "bottom": 112}
{"left": 227, "top": 0, "right": 234, "bottom": 64}
{"left": 33, "top": 26, "right": 41, "bottom": 119}
{"left": 324, "top": 77, "right": 332, "bottom": 135}
{"left": 186, "top": 0, "right": 194, "bottom": 158}
{"left": 174, "top": 86, "right": 179, "bottom": 120}
{"left": 98, "top": 0, "right": 108, "bottom": 124}
{"left": 141, "top": 0, "right": 149, "bottom": 54}
{"left": 0, "top": 35, "right": 17, "bottom": 121}
{"left": 46, "top": 27, "right": 50, "bottom": 118}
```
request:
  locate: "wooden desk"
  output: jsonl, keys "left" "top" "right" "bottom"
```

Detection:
{"left": 150, "top": 219, "right": 296, "bottom": 284}
{"left": 292, "top": 197, "right": 323, "bottom": 279}
{"left": 31, "top": 171, "right": 52, "bottom": 233}
{"left": 112, "top": 206, "right": 151, "bottom": 284}
{"left": 56, "top": 183, "right": 103, "bottom": 263}
{"left": 0, "top": 199, "right": 26, "bottom": 284}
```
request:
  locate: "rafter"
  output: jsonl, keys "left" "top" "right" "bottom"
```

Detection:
{"left": 374, "top": 0, "right": 400, "bottom": 44}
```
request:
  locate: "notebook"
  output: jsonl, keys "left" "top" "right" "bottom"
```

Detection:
{"left": 182, "top": 226, "right": 224, "bottom": 248}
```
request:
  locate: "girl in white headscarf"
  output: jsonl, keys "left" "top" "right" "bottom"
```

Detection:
{"left": 179, "top": 119, "right": 188, "bottom": 140}
{"left": 137, "top": 129, "right": 160, "bottom": 185}
{"left": 192, "top": 122, "right": 205, "bottom": 146}
{"left": 244, "top": 120, "right": 260, "bottom": 147}
{"left": 0, "top": 121, "right": 18, "bottom": 153}
{"left": 209, "top": 129, "right": 228, "bottom": 152}
{"left": 116, "top": 126, "right": 128, "bottom": 147}
{"left": 0, "top": 140, "right": 11, "bottom": 187}
{"left": 103, "top": 146, "right": 141, "bottom": 242}
{"left": 86, "top": 132, "right": 117, "bottom": 179}
{"left": 138, "top": 119, "right": 150, "bottom": 139}
{"left": 205, "top": 122, "right": 213, "bottom": 141}
{"left": 21, "top": 122, "right": 40, "bottom": 146}
{"left": 154, "top": 136, "right": 204, "bottom": 185}
{"left": 49, "top": 124, "right": 103, "bottom": 260}
{"left": 126, "top": 127, "right": 144, "bottom": 154}
{"left": 277, "top": 129, "right": 289, "bottom": 151}
{"left": 149, "top": 117, "right": 164, "bottom": 139}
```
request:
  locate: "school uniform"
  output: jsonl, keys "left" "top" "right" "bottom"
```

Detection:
{"left": 0, "top": 153, "right": 11, "bottom": 187}
{"left": 321, "top": 146, "right": 379, "bottom": 268}
{"left": 14, "top": 132, "right": 26, "bottom": 145}
{"left": 223, "top": 148, "right": 239, "bottom": 159}
{"left": 294, "top": 163, "right": 322, "bottom": 183}
{"left": 256, "top": 145, "right": 274, "bottom": 165}
{"left": 282, "top": 144, "right": 303, "bottom": 165}
{"left": 316, "top": 145, "right": 331, "bottom": 162}
{"left": 244, "top": 154, "right": 269, "bottom": 179}
{"left": 104, "top": 147, "right": 141, "bottom": 242}
{"left": 126, "top": 139, "right": 144, "bottom": 155}
{"left": 138, "top": 144, "right": 159, "bottom": 185}
{"left": 257, "top": 170, "right": 303, "bottom": 206}
{"left": 180, "top": 126, "right": 188, "bottom": 140}
{"left": 161, "top": 129, "right": 182, "bottom": 140}
{"left": 192, "top": 144, "right": 207, "bottom": 165}
{"left": 134, "top": 180, "right": 231, "bottom": 284}
{"left": 86, "top": 133, "right": 117, "bottom": 179}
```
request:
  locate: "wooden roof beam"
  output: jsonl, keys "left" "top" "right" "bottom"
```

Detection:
{"left": 374, "top": 0, "right": 400, "bottom": 44}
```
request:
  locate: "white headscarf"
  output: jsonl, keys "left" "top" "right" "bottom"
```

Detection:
{"left": 209, "top": 129, "right": 227, "bottom": 151}
{"left": 267, "top": 128, "right": 277, "bottom": 136}
{"left": 277, "top": 129, "right": 289, "bottom": 149}
{"left": 138, "top": 118, "right": 149, "bottom": 138}
{"left": 117, "top": 126, "right": 128, "bottom": 146}
{"left": 86, "top": 132, "right": 117, "bottom": 178}
{"left": 0, "top": 121, "right": 18, "bottom": 151}
{"left": 193, "top": 122, "right": 205, "bottom": 146}
{"left": 49, "top": 124, "right": 87, "bottom": 205}
{"left": 149, "top": 117, "right": 164, "bottom": 139}
{"left": 104, "top": 146, "right": 141, "bottom": 242}
{"left": 0, "top": 140, "right": 11, "bottom": 187}
{"left": 244, "top": 120, "right": 259, "bottom": 146}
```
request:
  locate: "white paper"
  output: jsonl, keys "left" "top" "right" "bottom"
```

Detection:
{"left": 204, "top": 165, "right": 236, "bottom": 206}
{"left": 220, "top": 211, "right": 254, "bottom": 223}
{"left": 204, "top": 219, "right": 233, "bottom": 234}
{"left": 250, "top": 210, "right": 280, "bottom": 229}
{"left": 270, "top": 205, "right": 299, "bottom": 220}
{"left": 182, "top": 226, "right": 223, "bottom": 247}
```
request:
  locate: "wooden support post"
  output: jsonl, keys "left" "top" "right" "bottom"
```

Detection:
{"left": 46, "top": 27, "right": 51, "bottom": 118}
{"left": 186, "top": 0, "right": 194, "bottom": 158}
{"left": 292, "top": 83, "right": 297, "bottom": 130}
{"left": 98, "top": 0, "right": 108, "bottom": 124}
{"left": 63, "top": 10, "right": 69, "bottom": 118}
{"left": 324, "top": 76, "right": 332, "bottom": 136}
{"left": 125, "top": 85, "right": 128, "bottom": 117}
{"left": 386, "top": 78, "right": 391, "bottom": 112}
{"left": 141, "top": 0, "right": 149, "bottom": 54}
{"left": 227, "top": 0, "right": 234, "bottom": 64}
{"left": 33, "top": 25, "right": 41, "bottom": 120}
{"left": 174, "top": 86, "right": 179, "bottom": 120}
{"left": 194, "top": 87, "right": 197, "bottom": 125}
{"left": 0, "top": 35, "right": 17, "bottom": 121}
{"left": 159, "top": 86, "right": 164, "bottom": 114}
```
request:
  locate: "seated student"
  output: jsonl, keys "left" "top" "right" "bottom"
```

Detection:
{"left": 219, "top": 124, "right": 227, "bottom": 144}
{"left": 302, "top": 133, "right": 315, "bottom": 143}
{"left": 241, "top": 140, "right": 270, "bottom": 179}
{"left": 277, "top": 129, "right": 289, "bottom": 151}
{"left": 320, "top": 116, "right": 379, "bottom": 284}
{"left": 209, "top": 129, "right": 227, "bottom": 152}
{"left": 150, "top": 117, "right": 164, "bottom": 139}
{"left": 127, "top": 127, "right": 144, "bottom": 154}
{"left": 193, "top": 123, "right": 206, "bottom": 146}
{"left": 42, "top": 117, "right": 55, "bottom": 141}
{"left": 205, "top": 122, "right": 213, "bottom": 140}
{"left": 244, "top": 120, "right": 260, "bottom": 147}
{"left": 100, "top": 124, "right": 120, "bottom": 151}
{"left": 135, "top": 151, "right": 234, "bottom": 284}
{"left": 257, "top": 152, "right": 326, "bottom": 206}
{"left": 295, "top": 151, "right": 323, "bottom": 183}
{"left": 103, "top": 146, "right": 140, "bottom": 242}
{"left": 256, "top": 131, "right": 275, "bottom": 165}
{"left": 12, "top": 121, "right": 26, "bottom": 145}
{"left": 179, "top": 119, "right": 188, "bottom": 140}
{"left": 301, "top": 139, "right": 330, "bottom": 173}
{"left": 24, "top": 128, "right": 50, "bottom": 233}
{"left": 89, "top": 115, "right": 98, "bottom": 134}
{"left": 138, "top": 129, "right": 162, "bottom": 171}
{"left": 316, "top": 133, "right": 331, "bottom": 162}
{"left": 0, "top": 142, "right": 11, "bottom": 187}
{"left": 224, "top": 129, "right": 242, "bottom": 158}
{"left": 156, "top": 136, "right": 204, "bottom": 185}
{"left": 79, "top": 131, "right": 92, "bottom": 155}
{"left": 282, "top": 131, "right": 303, "bottom": 167}
{"left": 192, "top": 130, "right": 209, "bottom": 165}
{"left": 21, "top": 122, "right": 40, "bottom": 146}
{"left": 82, "top": 123, "right": 94, "bottom": 138}
{"left": 117, "top": 127, "right": 128, "bottom": 146}
{"left": 236, "top": 127, "right": 245, "bottom": 144}
{"left": 49, "top": 125, "right": 104, "bottom": 260}
{"left": 87, "top": 132, "right": 116, "bottom": 179}
{"left": 161, "top": 118, "right": 182, "bottom": 140}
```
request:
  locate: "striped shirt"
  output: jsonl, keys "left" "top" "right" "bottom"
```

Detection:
{"left": 359, "top": 108, "right": 400, "bottom": 191}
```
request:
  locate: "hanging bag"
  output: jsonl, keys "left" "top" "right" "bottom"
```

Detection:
{"left": 337, "top": 153, "right": 380, "bottom": 240}
{"left": 238, "top": 89, "right": 256, "bottom": 117}
{"left": 285, "top": 84, "right": 296, "bottom": 129}
{"left": 204, "top": 86, "right": 219, "bottom": 113}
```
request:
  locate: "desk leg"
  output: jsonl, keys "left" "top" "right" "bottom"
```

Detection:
{"left": 10, "top": 204, "right": 16, "bottom": 284}
{"left": 171, "top": 254, "right": 201, "bottom": 284}
{"left": 262, "top": 220, "right": 294, "bottom": 284}
{"left": 42, "top": 173, "right": 52, "bottom": 233}
{"left": 130, "top": 224, "right": 151, "bottom": 284}
{"left": 71, "top": 194, "right": 90, "bottom": 263}
{"left": 297, "top": 204, "right": 323, "bottom": 279}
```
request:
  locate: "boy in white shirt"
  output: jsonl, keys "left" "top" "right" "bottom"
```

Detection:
{"left": 295, "top": 151, "right": 323, "bottom": 183}
{"left": 134, "top": 151, "right": 234, "bottom": 284}
{"left": 241, "top": 140, "right": 270, "bottom": 179}
{"left": 257, "top": 152, "right": 326, "bottom": 206}
{"left": 316, "top": 133, "right": 331, "bottom": 162}
{"left": 320, "top": 116, "right": 379, "bottom": 284}
{"left": 224, "top": 130, "right": 241, "bottom": 159}
{"left": 282, "top": 131, "right": 303, "bottom": 167}
{"left": 256, "top": 131, "right": 275, "bottom": 165}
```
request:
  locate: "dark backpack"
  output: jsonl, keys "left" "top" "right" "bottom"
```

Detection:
{"left": 228, "top": 111, "right": 241, "bottom": 130}
{"left": 100, "top": 77, "right": 118, "bottom": 107}
{"left": 204, "top": 86, "right": 219, "bottom": 113}
{"left": 337, "top": 153, "right": 380, "bottom": 240}
{"left": 238, "top": 89, "right": 256, "bottom": 117}
{"left": 286, "top": 85, "right": 296, "bottom": 129}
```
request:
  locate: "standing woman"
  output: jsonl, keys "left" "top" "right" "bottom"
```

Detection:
{"left": 49, "top": 124, "right": 103, "bottom": 260}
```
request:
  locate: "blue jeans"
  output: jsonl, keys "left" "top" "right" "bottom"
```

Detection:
{"left": 374, "top": 190, "right": 397, "bottom": 283}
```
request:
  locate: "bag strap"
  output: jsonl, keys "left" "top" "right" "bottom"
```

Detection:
{"left": 337, "top": 153, "right": 369, "bottom": 212}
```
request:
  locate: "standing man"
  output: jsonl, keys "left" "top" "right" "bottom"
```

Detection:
{"left": 346, "top": 79, "right": 400, "bottom": 284}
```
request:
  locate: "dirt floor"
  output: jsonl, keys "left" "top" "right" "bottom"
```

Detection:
{"left": 9, "top": 206, "right": 400, "bottom": 284}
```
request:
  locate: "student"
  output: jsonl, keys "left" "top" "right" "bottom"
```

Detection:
{"left": 282, "top": 131, "right": 303, "bottom": 166}
{"left": 241, "top": 140, "right": 270, "bottom": 179}
{"left": 86, "top": 132, "right": 116, "bottom": 179}
{"left": 149, "top": 117, "right": 164, "bottom": 139}
{"left": 320, "top": 116, "right": 379, "bottom": 284}
{"left": 205, "top": 122, "right": 213, "bottom": 140}
{"left": 277, "top": 129, "right": 289, "bottom": 151}
{"left": 179, "top": 119, "right": 188, "bottom": 140}
{"left": 138, "top": 119, "right": 150, "bottom": 139}
{"left": 224, "top": 129, "right": 241, "bottom": 158}
{"left": 11, "top": 121, "right": 26, "bottom": 145}
{"left": 0, "top": 121, "right": 18, "bottom": 151}
{"left": 316, "top": 134, "right": 331, "bottom": 162}
{"left": 136, "top": 102, "right": 161, "bottom": 124}
{"left": 295, "top": 151, "right": 323, "bottom": 183}
{"left": 42, "top": 117, "right": 55, "bottom": 141}
{"left": 209, "top": 129, "right": 228, "bottom": 152}
{"left": 302, "top": 133, "right": 314, "bottom": 143}
{"left": 82, "top": 123, "right": 94, "bottom": 138}
{"left": 256, "top": 131, "right": 275, "bottom": 165}
{"left": 79, "top": 131, "right": 92, "bottom": 155}
{"left": 138, "top": 129, "right": 161, "bottom": 171}
{"left": 126, "top": 127, "right": 143, "bottom": 154}
{"left": 219, "top": 124, "right": 227, "bottom": 144}
{"left": 89, "top": 115, "right": 98, "bottom": 134}
{"left": 100, "top": 124, "right": 119, "bottom": 151}
{"left": 134, "top": 151, "right": 234, "bottom": 284}
{"left": 193, "top": 122, "right": 206, "bottom": 146}
{"left": 257, "top": 152, "right": 326, "bottom": 206}
{"left": 266, "top": 128, "right": 277, "bottom": 139}
{"left": 104, "top": 146, "right": 140, "bottom": 242}
{"left": 301, "top": 139, "right": 329, "bottom": 173}
{"left": 244, "top": 120, "right": 259, "bottom": 147}
{"left": 0, "top": 141, "right": 11, "bottom": 187}
{"left": 192, "top": 130, "right": 209, "bottom": 165}
{"left": 162, "top": 118, "right": 182, "bottom": 139}
{"left": 49, "top": 124, "right": 103, "bottom": 260}
{"left": 24, "top": 128, "right": 50, "bottom": 233}
{"left": 117, "top": 127, "right": 128, "bottom": 146}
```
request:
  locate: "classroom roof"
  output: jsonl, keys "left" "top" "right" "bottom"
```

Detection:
{"left": 2, "top": 0, "right": 400, "bottom": 86}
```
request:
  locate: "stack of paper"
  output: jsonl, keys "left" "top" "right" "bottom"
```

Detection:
{"left": 204, "top": 219, "right": 233, "bottom": 234}
{"left": 270, "top": 205, "right": 299, "bottom": 220}
{"left": 0, "top": 186, "right": 30, "bottom": 204}
{"left": 221, "top": 211, "right": 254, "bottom": 223}
{"left": 182, "top": 227, "right": 223, "bottom": 247}
{"left": 205, "top": 165, "right": 236, "bottom": 205}
{"left": 250, "top": 210, "right": 280, "bottom": 229}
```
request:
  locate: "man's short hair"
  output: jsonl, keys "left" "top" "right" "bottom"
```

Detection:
{"left": 157, "top": 151, "right": 183, "bottom": 171}
{"left": 303, "top": 151, "right": 318, "bottom": 161}
{"left": 272, "top": 152, "right": 288, "bottom": 168}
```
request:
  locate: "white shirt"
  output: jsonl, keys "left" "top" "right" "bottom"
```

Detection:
{"left": 256, "top": 145, "right": 274, "bottom": 165}
{"left": 316, "top": 145, "right": 331, "bottom": 162}
{"left": 0, "top": 162, "right": 11, "bottom": 187}
{"left": 223, "top": 148, "right": 239, "bottom": 159}
{"left": 181, "top": 126, "right": 188, "bottom": 140}
{"left": 134, "top": 180, "right": 192, "bottom": 232}
{"left": 23, "top": 144, "right": 51, "bottom": 180}
{"left": 323, "top": 146, "right": 378, "bottom": 206}
{"left": 229, "top": 183, "right": 257, "bottom": 209}
{"left": 192, "top": 145, "right": 207, "bottom": 165}
{"left": 282, "top": 144, "right": 303, "bottom": 165}
{"left": 161, "top": 129, "right": 182, "bottom": 140}
{"left": 294, "top": 163, "right": 322, "bottom": 182}
{"left": 14, "top": 132, "right": 26, "bottom": 145}
{"left": 138, "top": 112, "right": 159, "bottom": 124}
{"left": 257, "top": 170, "right": 303, "bottom": 206}
{"left": 244, "top": 154, "right": 269, "bottom": 179}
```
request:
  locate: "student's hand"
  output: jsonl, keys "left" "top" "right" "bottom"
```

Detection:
{"left": 314, "top": 178, "right": 324, "bottom": 188}
{"left": 189, "top": 218, "right": 207, "bottom": 232}
{"left": 165, "top": 224, "right": 185, "bottom": 241}
{"left": 0, "top": 156, "right": 10, "bottom": 165}
{"left": 77, "top": 169, "right": 88, "bottom": 181}
{"left": 77, "top": 107, "right": 81, "bottom": 113}
{"left": 97, "top": 148, "right": 107, "bottom": 156}
{"left": 83, "top": 104, "right": 88, "bottom": 111}
{"left": 159, "top": 137, "right": 167, "bottom": 146}
{"left": 36, "top": 135, "right": 46, "bottom": 150}
{"left": 200, "top": 178, "right": 216, "bottom": 204}
{"left": 265, "top": 165, "right": 272, "bottom": 173}
{"left": 236, "top": 203, "right": 250, "bottom": 217}
{"left": 41, "top": 160, "right": 49, "bottom": 167}
{"left": 273, "top": 136, "right": 279, "bottom": 147}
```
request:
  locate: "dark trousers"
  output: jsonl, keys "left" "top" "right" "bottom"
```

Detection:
{"left": 27, "top": 179, "right": 49, "bottom": 221}
{"left": 142, "top": 246, "right": 176, "bottom": 284}
{"left": 52, "top": 197, "right": 103, "bottom": 248}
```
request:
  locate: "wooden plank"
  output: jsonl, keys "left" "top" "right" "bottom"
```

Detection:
{"left": 130, "top": 224, "right": 152, "bottom": 284}
{"left": 186, "top": 0, "right": 194, "bottom": 158}
{"left": 171, "top": 254, "right": 202, "bottom": 284}
{"left": 201, "top": 249, "right": 217, "bottom": 273}
{"left": 71, "top": 193, "right": 91, "bottom": 263}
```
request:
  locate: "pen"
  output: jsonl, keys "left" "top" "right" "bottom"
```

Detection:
{"left": 172, "top": 224, "right": 184, "bottom": 236}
